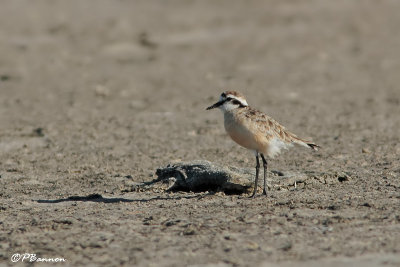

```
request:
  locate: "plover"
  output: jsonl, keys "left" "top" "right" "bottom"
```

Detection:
{"left": 206, "top": 91, "right": 319, "bottom": 197}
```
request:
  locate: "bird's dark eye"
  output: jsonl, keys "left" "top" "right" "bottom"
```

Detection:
{"left": 226, "top": 97, "right": 233, "bottom": 101}
{"left": 232, "top": 99, "right": 241, "bottom": 105}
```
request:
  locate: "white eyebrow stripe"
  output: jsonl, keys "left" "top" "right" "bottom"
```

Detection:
{"left": 226, "top": 95, "right": 248, "bottom": 106}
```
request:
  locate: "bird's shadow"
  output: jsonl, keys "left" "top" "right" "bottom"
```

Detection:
{"left": 36, "top": 193, "right": 202, "bottom": 204}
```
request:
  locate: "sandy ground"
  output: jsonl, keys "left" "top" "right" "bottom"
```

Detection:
{"left": 0, "top": 0, "right": 399, "bottom": 266}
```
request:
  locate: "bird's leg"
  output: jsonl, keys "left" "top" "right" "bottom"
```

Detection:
{"left": 250, "top": 153, "right": 260, "bottom": 198}
{"left": 260, "top": 154, "right": 268, "bottom": 196}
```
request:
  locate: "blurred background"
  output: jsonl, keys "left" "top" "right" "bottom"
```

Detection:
{"left": 1, "top": 0, "right": 399, "bottom": 177}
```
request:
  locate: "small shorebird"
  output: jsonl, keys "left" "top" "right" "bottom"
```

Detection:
{"left": 207, "top": 91, "right": 319, "bottom": 197}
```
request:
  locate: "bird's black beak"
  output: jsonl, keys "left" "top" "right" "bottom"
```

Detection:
{"left": 206, "top": 100, "right": 224, "bottom": 110}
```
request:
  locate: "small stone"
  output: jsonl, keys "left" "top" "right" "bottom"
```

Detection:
{"left": 337, "top": 174, "right": 349, "bottom": 183}
{"left": 183, "top": 225, "right": 196, "bottom": 235}
{"left": 245, "top": 241, "right": 259, "bottom": 251}
{"left": 95, "top": 85, "right": 110, "bottom": 97}
{"left": 224, "top": 247, "right": 232, "bottom": 252}
{"left": 33, "top": 127, "right": 45, "bottom": 137}
{"left": 278, "top": 241, "right": 292, "bottom": 251}
{"left": 362, "top": 148, "right": 371, "bottom": 154}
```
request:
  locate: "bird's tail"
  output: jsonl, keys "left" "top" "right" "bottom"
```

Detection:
{"left": 306, "top": 142, "right": 320, "bottom": 151}
{"left": 292, "top": 136, "right": 320, "bottom": 151}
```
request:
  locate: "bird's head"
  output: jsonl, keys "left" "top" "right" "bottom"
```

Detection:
{"left": 206, "top": 91, "right": 248, "bottom": 112}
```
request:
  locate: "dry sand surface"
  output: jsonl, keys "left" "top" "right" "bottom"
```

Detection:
{"left": 1, "top": 0, "right": 400, "bottom": 266}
